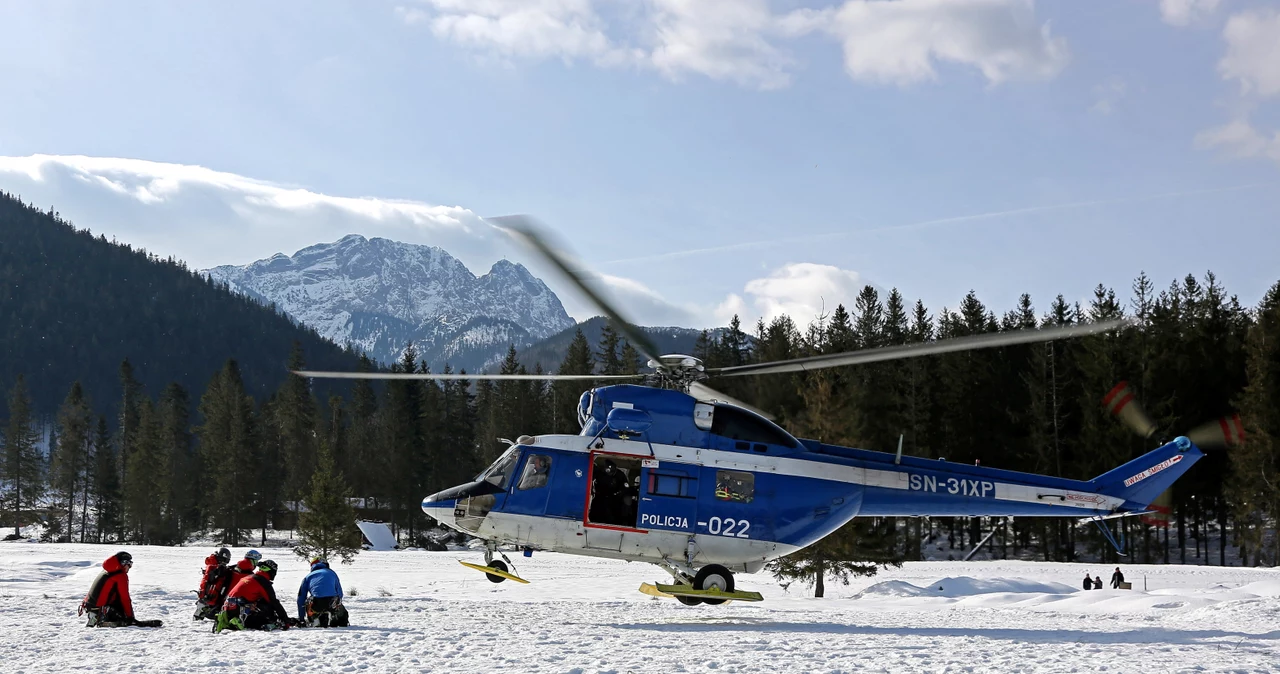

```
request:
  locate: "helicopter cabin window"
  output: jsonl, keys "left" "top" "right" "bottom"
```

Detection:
{"left": 481, "top": 447, "right": 521, "bottom": 489}
{"left": 710, "top": 404, "right": 799, "bottom": 449}
{"left": 648, "top": 470, "right": 695, "bottom": 498}
{"left": 715, "top": 470, "right": 754, "bottom": 503}
{"left": 517, "top": 454, "right": 552, "bottom": 490}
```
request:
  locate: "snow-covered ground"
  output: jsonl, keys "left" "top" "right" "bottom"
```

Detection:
{"left": 2, "top": 542, "right": 1278, "bottom": 673}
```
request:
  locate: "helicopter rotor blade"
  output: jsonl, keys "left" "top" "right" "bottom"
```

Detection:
{"left": 293, "top": 370, "right": 644, "bottom": 381}
{"left": 1186, "top": 414, "right": 1246, "bottom": 449}
{"left": 1102, "top": 381, "right": 1159, "bottom": 440}
{"left": 488, "top": 214, "right": 665, "bottom": 367}
{"left": 707, "top": 318, "right": 1133, "bottom": 378}
{"left": 687, "top": 381, "right": 777, "bottom": 421}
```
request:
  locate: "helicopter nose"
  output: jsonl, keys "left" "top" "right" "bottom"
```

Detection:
{"left": 421, "top": 495, "right": 456, "bottom": 527}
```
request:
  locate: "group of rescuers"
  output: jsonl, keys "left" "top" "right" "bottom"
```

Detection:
{"left": 79, "top": 548, "right": 347, "bottom": 631}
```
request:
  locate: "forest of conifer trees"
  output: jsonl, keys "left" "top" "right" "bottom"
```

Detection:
{"left": 2, "top": 270, "right": 1278, "bottom": 580}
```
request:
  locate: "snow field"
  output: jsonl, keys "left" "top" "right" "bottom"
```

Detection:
{"left": 2, "top": 542, "right": 1279, "bottom": 673}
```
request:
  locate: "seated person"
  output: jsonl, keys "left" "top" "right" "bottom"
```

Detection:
{"left": 80, "top": 551, "right": 162, "bottom": 627}
{"left": 216, "top": 559, "right": 292, "bottom": 632}
{"left": 297, "top": 557, "right": 348, "bottom": 627}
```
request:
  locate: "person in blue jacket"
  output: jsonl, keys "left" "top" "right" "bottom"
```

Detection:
{"left": 297, "top": 557, "right": 348, "bottom": 627}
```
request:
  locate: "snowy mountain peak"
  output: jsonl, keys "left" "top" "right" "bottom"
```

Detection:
{"left": 201, "top": 236, "right": 576, "bottom": 368}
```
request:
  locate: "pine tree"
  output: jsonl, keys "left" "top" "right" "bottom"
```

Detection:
{"left": 124, "top": 397, "right": 172, "bottom": 543}
{"left": 346, "top": 355, "right": 381, "bottom": 505}
{"left": 196, "top": 359, "right": 258, "bottom": 545}
{"left": 3, "top": 375, "right": 44, "bottom": 536}
{"left": 90, "top": 416, "right": 121, "bottom": 542}
{"left": 597, "top": 322, "right": 624, "bottom": 375}
{"left": 275, "top": 342, "right": 319, "bottom": 499}
{"left": 295, "top": 443, "right": 362, "bottom": 565}
{"left": 1231, "top": 281, "right": 1280, "bottom": 564}
{"left": 51, "top": 381, "right": 93, "bottom": 542}
{"left": 158, "top": 383, "right": 196, "bottom": 540}
{"left": 551, "top": 328, "right": 594, "bottom": 434}
{"left": 438, "top": 366, "right": 479, "bottom": 490}
{"left": 117, "top": 359, "right": 143, "bottom": 513}
{"left": 384, "top": 343, "right": 425, "bottom": 539}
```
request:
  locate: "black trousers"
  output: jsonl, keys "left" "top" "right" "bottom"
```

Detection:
{"left": 306, "top": 597, "right": 348, "bottom": 627}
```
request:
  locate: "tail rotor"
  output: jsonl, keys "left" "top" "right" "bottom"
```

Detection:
{"left": 1103, "top": 381, "right": 1246, "bottom": 450}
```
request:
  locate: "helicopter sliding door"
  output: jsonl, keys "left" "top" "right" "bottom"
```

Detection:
{"left": 583, "top": 453, "right": 643, "bottom": 550}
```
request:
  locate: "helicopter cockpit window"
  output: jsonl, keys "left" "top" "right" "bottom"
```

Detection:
{"left": 480, "top": 447, "right": 520, "bottom": 489}
{"left": 710, "top": 404, "right": 799, "bottom": 449}
{"left": 517, "top": 454, "right": 552, "bottom": 490}
{"left": 715, "top": 470, "right": 754, "bottom": 503}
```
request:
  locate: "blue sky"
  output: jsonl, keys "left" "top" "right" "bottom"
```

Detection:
{"left": 1, "top": 0, "right": 1277, "bottom": 328}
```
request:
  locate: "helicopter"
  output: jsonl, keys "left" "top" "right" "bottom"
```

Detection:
{"left": 298, "top": 215, "right": 1244, "bottom": 606}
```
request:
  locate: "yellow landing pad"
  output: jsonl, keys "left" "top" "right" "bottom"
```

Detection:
{"left": 639, "top": 582, "right": 765, "bottom": 603}
{"left": 458, "top": 560, "right": 531, "bottom": 584}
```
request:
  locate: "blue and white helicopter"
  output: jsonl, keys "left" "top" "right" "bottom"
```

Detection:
{"left": 300, "top": 216, "right": 1244, "bottom": 605}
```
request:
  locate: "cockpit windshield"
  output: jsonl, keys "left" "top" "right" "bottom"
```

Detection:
{"left": 476, "top": 446, "right": 521, "bottom": 489}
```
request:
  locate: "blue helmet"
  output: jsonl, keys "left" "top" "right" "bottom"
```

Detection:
{"left": 244, "top": 549, "right": 262, "bottom": 562}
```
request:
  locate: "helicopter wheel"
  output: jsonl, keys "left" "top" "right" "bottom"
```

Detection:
{"left": 485, "top": 559, "right": 508, "bottom": 583}
{"left": 676, "top": 595, "right": 703, "bottom": 606}
{"left": 694, "top": 564, "right": 734, "bottom": 606}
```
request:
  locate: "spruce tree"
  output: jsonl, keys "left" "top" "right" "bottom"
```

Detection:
{"left": 124, "top": 397, "right": 172, "bottom": 543}
{"left": 196, "top": 359, "right": 258, "bottom": 545}
{"left": 276, "top": 342, "right": 319, "bottom": 499}
{"left": 551, "top": 327, "right": 594, "bottom": 434}
{"left": 117, "top": 359, "right": 143, "bottom": 507}
{"left": 295, "top": 443, "right": 362, "bottom": 565}
{"left": 51, "top": 381, "right": 93, "bottom": 542}
{"left": 90, "top": 415, "right": 122, "bottom": 542}
{"left": 346, "top": 354, "right": 381, "bottom": 504}
{"left": 158, "top": 383, "right": 196, "bottom": 540}
{"left": 1232, "top": 281, "right": 1280, "bottom": 564}
{"left": 3, "top": 375, "right": 44, "bottom": 536}
{"left": 597, "top": 322, "right": 623, "bottom": 375}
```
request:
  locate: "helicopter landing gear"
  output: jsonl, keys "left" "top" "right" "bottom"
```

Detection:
{"left": 456, "top": 543, "right": 530, "bottom": 584}
{"left": 693, "top": 564, "right": 734, "bottom": 606}
{"left": 484, "top": 559, "right": 509, "bottom": 583}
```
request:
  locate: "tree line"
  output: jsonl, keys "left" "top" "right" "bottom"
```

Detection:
{"left": 2, "top": 269, "right": 1278, "bottom": 587}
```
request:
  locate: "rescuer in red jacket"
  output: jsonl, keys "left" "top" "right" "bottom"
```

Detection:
{"left": 194, "top": 547, "right": 233, "bottom": 620}
{"left": 79, "top": 551, "right": 161, "bottom": 627}
{"left": 214, "top": 559, "right": 293, "bottom": 632}
{"left": 227, "top": 549, "right": 261, "bottom": 588}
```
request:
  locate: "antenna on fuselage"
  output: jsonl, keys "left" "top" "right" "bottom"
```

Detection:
{"left": 894, "top": 434, "right": 904, "bottom": 465}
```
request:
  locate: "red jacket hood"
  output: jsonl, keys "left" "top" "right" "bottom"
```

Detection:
{"left": 102, "top": 555, "right": 125, "bottom": 573}
{"left": 235, "top": 559, "right": 256, "bottom": 573}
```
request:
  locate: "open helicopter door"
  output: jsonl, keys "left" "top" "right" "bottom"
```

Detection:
{"left": 583, "top": 452, "right": 645, "bottom": 551}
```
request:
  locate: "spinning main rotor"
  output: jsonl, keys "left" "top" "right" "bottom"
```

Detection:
{"left": 295, "top": 214, "right": 1132, "bottom": 419}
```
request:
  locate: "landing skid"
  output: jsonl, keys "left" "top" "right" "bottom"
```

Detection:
{"left": 638, "top": 582, "right": 764, "bottom": 603}
{"left": 459, "top": 560, "right": 530, "bottom": 584}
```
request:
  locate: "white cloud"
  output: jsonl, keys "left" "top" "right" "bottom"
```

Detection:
{"left": 811, "top": 0, "right": 1069, "bottom": 86}
{"left": 646, "top": 0, "right": 796, "bottom": 89}
{"left": 398, "top": 0, "right": 1069, "bottom": 89}
{"left": 732, "top": 262, "right": 866, "bottom": 327}
{"left": 1090, "top": 76, "right": 1127, "bottom": 114}
{"left": 1219, "top": 8, "right": 1280, "bottom": 97}
{"left": 0, "top": 154, "right": 716, "bottom": 325}
{"left": 1160, "top": 0, "right": 1223, "bottom": 27}
{"left": 1194, "top": 118, "right": 1280, "bottom": 164}
{"left": 406, "top": 0, "right": 626, "bottom": 64}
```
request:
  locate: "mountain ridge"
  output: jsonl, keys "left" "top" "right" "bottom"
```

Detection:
{"left": 202, "top": 235, "right": 577, "bottom": 370}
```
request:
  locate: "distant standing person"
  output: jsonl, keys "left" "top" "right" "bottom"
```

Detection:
{"left": 1093, "top": 575, "right": 1103, "bottom": 589}
{"left": 1082, "top": 573, "right": 1092, "bottom": 591}
{"left": 1110, "top": 567, "right": 1125, "bottom": 589}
